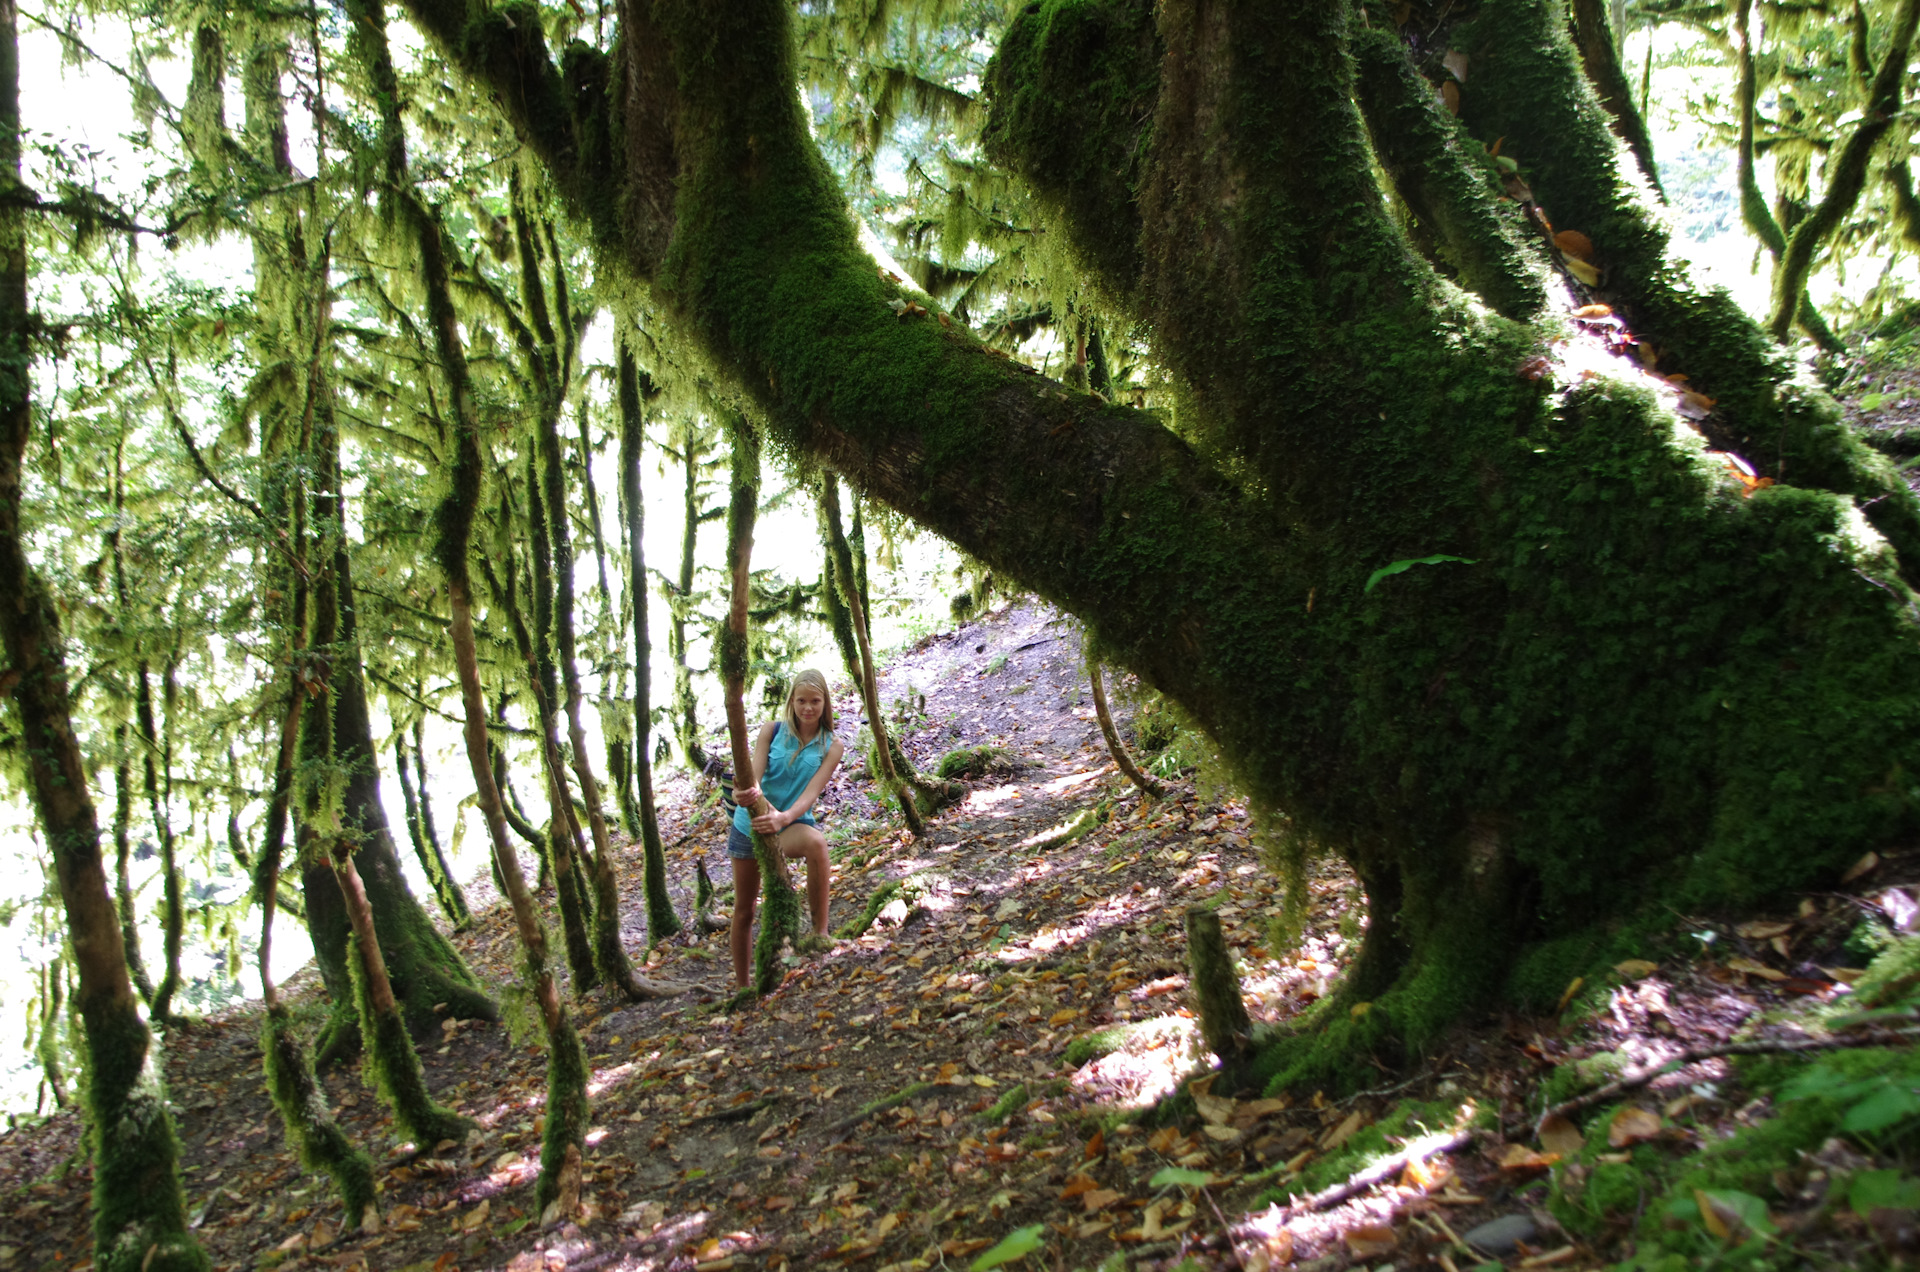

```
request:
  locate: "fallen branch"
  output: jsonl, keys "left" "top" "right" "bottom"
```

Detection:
{"left": 825, "top": 1081, "right": 933, "bottom": 1137}
{"left": 1279, "top": 1129, "right": 1476, "bottom": 1217}
{"left": 690, "top": 1096, "right": 778, "bottom": 1126}
{"left": 1531, "top": 1026, "right": 1920, "bottom": 1133}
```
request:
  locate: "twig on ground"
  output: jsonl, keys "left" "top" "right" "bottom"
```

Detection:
{"left": 825, "top": 1082, "right": 933, "bottom": 1138}
{"left": 1531, "top": 1026, "right": 1920, "bottom": 1132}
{"left": 1201, "top": 1186, "right": 1249, "bottom": 1271}
{"left": 1279, "top": 1129, "right": 1475, "bottom": 1217}
{"left": 690, "top": 1096, "right": 779, "bottom": 1126}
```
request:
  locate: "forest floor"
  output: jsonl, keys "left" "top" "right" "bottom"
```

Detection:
{"left": 1, "top": 601, "right": 1918, "bottom": 1272}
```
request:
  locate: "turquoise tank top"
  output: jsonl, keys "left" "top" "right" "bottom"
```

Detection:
{"left": 733, "top": 722, "right": 830, "bottom": 834}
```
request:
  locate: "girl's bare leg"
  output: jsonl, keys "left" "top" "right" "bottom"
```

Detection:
{"left": 779, "top": 824, "right": 832, "bottom": 935}
{"left": 729, "top": 857, "right": 760, "bottom": 987}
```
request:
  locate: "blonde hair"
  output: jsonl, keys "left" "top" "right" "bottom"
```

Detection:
{"left": 779, "top": 668, "right": 836, "bottom": 742}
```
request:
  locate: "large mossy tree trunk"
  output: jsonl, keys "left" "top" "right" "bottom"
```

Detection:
{"left": 618, "top": 341, "right": 684, "bottom": 944}
{"left": 0, "top": 5, "right": 206, "bottom": 1264}
{"left": 407, "top": 0, "right": 1920, "bottom": 1093}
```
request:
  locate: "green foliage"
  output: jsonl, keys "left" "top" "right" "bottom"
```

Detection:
{"left": 969, "top": 1223, "right": 1045, "bottom": 1270}
{"left": 936, "top": 744, "right": 1013, "bottom": 779}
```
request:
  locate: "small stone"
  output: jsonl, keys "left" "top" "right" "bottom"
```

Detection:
{"left": 1462, "top": 1213, "right": 1538, "bottom": 1256}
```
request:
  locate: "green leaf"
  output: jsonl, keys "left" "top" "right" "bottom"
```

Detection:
{"left": 1842, "top": 1083, "right": 1920, "bottom": 1134}
{"left": 1850, "top": 1169, "right": 1920, "bottom": 1216}
{"left": 970, "top": 1223, "right": 1047, "bottom": 1270}
{"left": 1860, "top": 392, "right": 1888, "bottom": 410}
{"left": 1365, "top": 554, "right": 1477, "bottom": 593}
{"left": 1700, "top": 1188, "right": 1776, "bottom": 1236}
{"left": 1150, "top": 1166, "right": 1215, "bottom": 1188}
{"left": 499, "top": 1216, "right": 531, "bottom": 1236}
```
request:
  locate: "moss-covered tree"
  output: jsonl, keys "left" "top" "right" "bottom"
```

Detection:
{"left": 0, "top": 2, "right": 207, "bottom": 1263}
{"left": 397, "top": 0, "right": 1920, "bottom": 1092}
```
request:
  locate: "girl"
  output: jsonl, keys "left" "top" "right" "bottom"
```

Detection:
{"left": 729, "top": 668, "right": 844, "bottom": 988}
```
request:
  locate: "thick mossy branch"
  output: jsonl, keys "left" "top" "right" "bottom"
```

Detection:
{"left": 1350, "top": 26, "right": 1546, "bottom": 320}
{"left": 1185, "top": 906, "right": 1251, "bottom": 1064}
{"left": 536, "top": 1013, "right": 592, "bottom": 1213}
{"left": 347, "top": 935, "right": 475, "bottom": 1148}
{"left": 1455, "top": 0, "right": 1920, "bottom": 571}
{"left": 262, "top": 1007, "right": 376, "bottom": 1228}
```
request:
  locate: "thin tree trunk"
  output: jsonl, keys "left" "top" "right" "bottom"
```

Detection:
{"left": 481, "top": 528, "right": 600, "bottom": 993}
{"left": 1089, "top": 659, "right": 1165, "bottom": 799}
{"left": 137, "top": 658, "right": 186, "bottom": 1025}
{"left": 670, "top": 419, "right": 712, "bottom": 774}
{"left": 112, "top": 723, "right": 155, "bottom": 1003}
{"left": 721, "top": 421, "right": 807, "bottom": 996}
{"left": 395, "top": 726, "right": 469, "bottom": 926}
{"left": 618, "top": 341, "right": 683, "bottom": 944}
{"left": 412, "top": 716, "right": 468, "bottom": 922}
{"left": 0, "top": 3, "right": 206, "bottom": 1261}
{"left": 819, "top": 475, "right": 924, "bottom": 837}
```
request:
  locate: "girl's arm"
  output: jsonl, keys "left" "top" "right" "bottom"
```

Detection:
{"left": 758, "top": 739, "right": 844, "bottom": 832}
{"left": 734, "top": 722, "right": 778, "bottom": 809}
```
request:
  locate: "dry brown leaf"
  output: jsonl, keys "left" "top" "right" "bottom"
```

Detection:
{"left": 1608, "top": 1106, "right": 1662, "bottom": 1148}
{"left": 1320, "top": 1111, "right": 1366, "bottom": 1151}
{"left": 1735, "top": 919, "right": 1794, "bottom": 941}
{"left": 1084, "top": 1128, "right": 1106, "bottom": 1160}
{"left": 1727, "top": 957, "right": 1786, "bottom": 982}
{"left": 1082, "top": 1188, "right": 1123, "bottom": 1213}
{"left": 1614, "top": 959, "right": 1659, "bottom": 979}
{"left": 1345, "top": 1223, "right": 1399, "bottom": 1257}
{"left": 1059, "top": 1174, "right": 1099, "bottom": 1199}
{"left": 1555, "top": 231, "right": 1596, "bottom": 261}
{"left": 1440, "top": 80, "right": 1462, "bottom": 114}
{"left": 1539, "top": 1112, "right": 1585, "bottom": 1158}
{"left": 1442, "top": 49, "right": 1470, "bottom": 82}
{"left": 1498, "top": 1143, "right": 1560, "bottom": 1173}
{"left": 1565, "top": 257, "right": 1600, "bottom": 285}
{"left": 1844, "top": 851, "right": 1881, "bottom": 883}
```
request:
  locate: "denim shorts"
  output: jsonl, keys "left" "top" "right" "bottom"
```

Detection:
{"left": 725, "top": 818, "right": 815, "bottom": 860}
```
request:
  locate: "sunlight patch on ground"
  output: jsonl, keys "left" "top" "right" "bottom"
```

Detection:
{"left": 1038, "top": 767, "right": 1107, "bottom": 796}
{"left": 588, "top": 1061, "right": 635, "bottom": 1098}
{"left": 961, "top": 783, "right": 1021, "bottom": 813}
{"left": 1068, "top": 1013, "right": 1208, "bottom": 1110}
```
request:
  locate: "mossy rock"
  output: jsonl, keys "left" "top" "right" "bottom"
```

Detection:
{"left": 936, "top": 745, "right": 1015, "bottom": 780}
{"left": 1063, "top": 1021, "right": 1154, "bottom": 1067}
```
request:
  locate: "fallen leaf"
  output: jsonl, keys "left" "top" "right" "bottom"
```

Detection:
{"left": 1844, "top": 851, "right": 1882, "bottom": 883}
{"left": 1345, "top": 1223, "right": 1399, "bottom": 1257}
{"left": 1498, "top": 1143, "right": 1559, "bottom": 1173}
{"left": 1571, "top": 302, "right": 1612, "bottom": 318}
{"left": 1614, "top": 959, "right": 1659, "bottom": 979}
{"left": 1440, "top": 80, "right": 1461, "bottom": 114}
{"left": 1735, "top": 919, "right": 1794, "bottom": 941}
{"left": 1539, "top": 1113, "right": 1585, "bottom": 1158}
{"left": 1059, "top": 1174, "right": 1099, "bottom": 1200}
{"left": 1082, "top": 1189, "right": 1123, "bottom": 1213}
{"left": 1442, "top": 49, "right": 1469, "bottom": 82}
{"left": 1556, "top": 231, "right": 1596, "bottom": 261}
{"left": 1320, "top": 1111, "right": 1365, "bottom": 1150}
{"left": 459, "top": 1199, "right": 489, "bottom": 1232}
{"left": 1727, "top": 957, "right": 1785, "bottom": 982}
{"left": 1564, "top": 257, "right": 1600, "bottom": 285}
{"left": 1084, "top": 1128, "right": 1105, "bottom": 1160}
{"left": 1608, "top": 1106, "right": 1662, "bottom": 1148}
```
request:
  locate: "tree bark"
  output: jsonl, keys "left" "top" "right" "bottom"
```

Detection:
{"left": 667, "top": 415, "right": 715, "bottom": 774}
{"left": 395, "top": 724, "right": 469, "bottom": 927}
{"left": 0, "top": 3, "right": 207, "bottom": 1262}
{"left": 403, "top": 0, "right": 1920, "bottom": 1091}
{"left": 618, "top": 340, "right": 684, "bottom": 944}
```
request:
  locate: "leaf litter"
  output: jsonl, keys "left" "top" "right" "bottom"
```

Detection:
{"left": 0, "top": 599, "right": 1916, "bottom": 1270}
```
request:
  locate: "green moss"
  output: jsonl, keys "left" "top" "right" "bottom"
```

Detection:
{"left": 936, "top": 745, "right": 1012, "bottom": 780}
{"left": 978, "top": 1082, "right": 1030, "bottom": 1124}
{"left": 1063, "top": 1021, "right": 1153, "bottom": 1067}
{"left": 1853, "top": 934, "right": 1920, "bottom": 1009}
{"left": 536, "top": 1013, "right": 591, "bottom": 1213}
{"left": 261, "top": 1006, "right": 376, "bottom": 1228}
{"left": 1274, "top": 1098, "right": 1462, "bottom": 1201}
{"left": 80, "top": 1002, "right": 209, "bottom": 1272}
{"left": 346, "top": 934, "right": 474, "bottom": 1149}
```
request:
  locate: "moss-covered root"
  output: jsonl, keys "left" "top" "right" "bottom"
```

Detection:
{"left": 693, "top": 859, "right": 729, "bottom": 934}
{"left": 829, "top": 1081, "right": 935, "bottom": 1135}
{"left": 536, "top": 1013, "right": 591, "bottom": 1218}
{"left": 1063, "top": 1021, "right": 1153, "bottom": 1067}
{"left": 978, "top": 1082, "right": 1031, "bottom": 1125}
{"left": 1186, "top": 907, "right": 1252, "bottom": 1066}
{"left": 84, "top": 1005, "right": 209, "bottom": 1272}
{"left": 752, "top": 841, "right": 806, "bottom": 994}
{"left": 834, "top": 880, "right": 904, "bottom": 940}
{"left": 347, "top": 935, "right": 474, "bottom": 1148}
{"left": 261, "top": 1006, "right": 376, "bottom": 1228}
